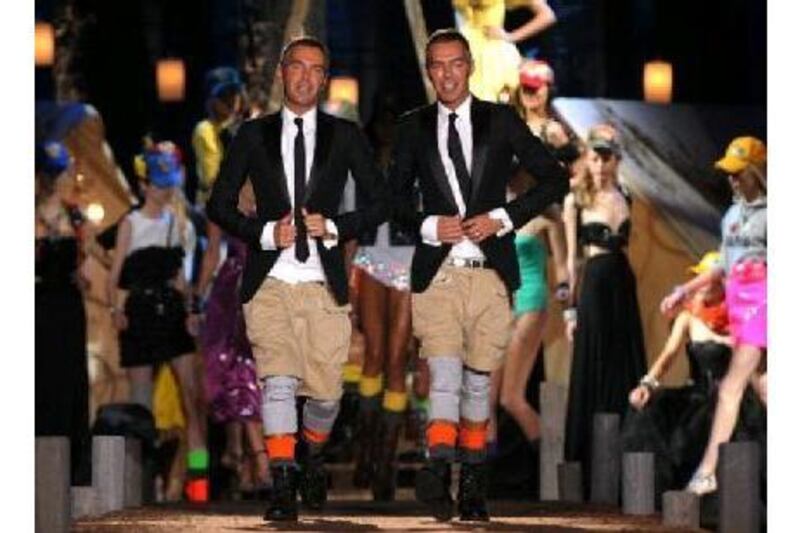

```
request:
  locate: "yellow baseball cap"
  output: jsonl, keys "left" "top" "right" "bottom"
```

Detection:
{"left": 715, "top": 136, "right": 766, "bottom": 174}
{"left": 688, "top": 251, "right": 722, "bottom": 275}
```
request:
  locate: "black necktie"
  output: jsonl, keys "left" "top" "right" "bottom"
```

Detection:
{"left": 447, "top": 112, "right": 471, "bottom": 205}
{"left": 293, "top": 117, "right": 309, "bottom": 262}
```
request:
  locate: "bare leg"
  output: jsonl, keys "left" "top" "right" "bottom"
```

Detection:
{"left": 169, "top": 352, "right": 206, "bottom": 451}
{"left": 499, "top": 310, "right": 548, "bottom": 442}
{"left": 244, "top": 419, "right": 270, "bottom": 484}
{"left": 695, "top": 344, "right": 764, "bottom": 476}
{"left": 411, "top": 343, "right": 430, "bottom": 399}
{"left": 222, "top": 422, "right": 244, "bottom": 465}
{"left": 127, "top": 366, "right": 154, "bottom": 409}
{"left": 360, "top": 274, "right": 389, "bottom": 379}
{"left": 353, "top": 273, "right": 389, "bottom": 487}
{"left": 385, "top": 289, "right": 412, "bottom": 393}
{"left": 165, "top": 431, "right": 188, "bottom": 501}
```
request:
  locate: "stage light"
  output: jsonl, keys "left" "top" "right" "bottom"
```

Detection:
{"left": 86, "top": 202, "right": 105, "bottom": 224}
{"left": 157, "top": 59, "right": 186, "bottom": 102}
{"left": 643, "top": 61, "right": 672, "bottom": 104}
{"left": 328, "top": 77, "right": 359, "bottom": 106}
{"left": 35, "top": 22, "right": 55, "bottom": 67}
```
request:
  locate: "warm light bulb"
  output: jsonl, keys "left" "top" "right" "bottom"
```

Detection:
{"left": 86, "top": 202, "right": 105, "bottom": 224}
{"left": 157, "top": 59, "right": 186, "bottom": 102}
{"left": 35, "top": 22, "right": 55, "bottom": 66}
{"left": 643, "top": 61, "right": 673, "bottom": 104}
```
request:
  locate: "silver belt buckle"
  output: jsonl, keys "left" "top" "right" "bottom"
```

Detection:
{"left": 452, "top": 257, "right": 467, "bottom": 268}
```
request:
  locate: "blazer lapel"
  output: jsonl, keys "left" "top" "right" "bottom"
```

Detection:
{"left": 468, "top": 98, "right": 490, "bottom": 209}
{"left": 261, "top": 113, "right": 291, "bottom": 206}
{"left": 422, "top": 105, "right": 458, "bottom": 213}
{"left": 304, "top": 110, "right": 333, "bottom": 204}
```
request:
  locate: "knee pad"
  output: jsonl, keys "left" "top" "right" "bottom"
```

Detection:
{"left": 261, "top": 376, "right": 299, "bottom": 435}
{"left": 461, "top": 367, "right": 490, "bottom": 422}
{"left": 428, "top": 356, "right": 463, "bottom": 423}
{"left": 303, "top": 399, "right": 340, "bottom": 435}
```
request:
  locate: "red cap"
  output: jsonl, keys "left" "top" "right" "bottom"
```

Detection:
{"left": 519, "top": 59, "right": 554, "bottom": 90}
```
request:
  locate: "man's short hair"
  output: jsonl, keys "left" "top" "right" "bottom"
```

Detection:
{"left": 280, "top": 36, "right": 330, "bottom": 69}
{"left": 425, "top": 28, "right": 472, "bottom": 66}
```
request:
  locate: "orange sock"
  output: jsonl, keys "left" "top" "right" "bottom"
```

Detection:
{"left": 426, "top": 420, "right": 458, "bottom": 449}
{"left": 265, "top": 434, "right": 296, "bottom": 464}
{"left": 459, "top": 420, "right": 489, "bottom": 463}
{"left": 458, "top": 421, "right": 488, "bottom": 451}
{"left": 302, "top": 427, "right": 329, "bottom": 446}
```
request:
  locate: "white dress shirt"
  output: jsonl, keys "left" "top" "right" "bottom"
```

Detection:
{"left": 419, "top": 96, "right": 512, "bottom": 259}
{"left": 259, "top": 107, "right": 338, "bottom": 284}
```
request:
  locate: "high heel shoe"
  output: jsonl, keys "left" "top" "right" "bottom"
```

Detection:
{"left": 685, "top": 470, "right": 717, "bottom": 495}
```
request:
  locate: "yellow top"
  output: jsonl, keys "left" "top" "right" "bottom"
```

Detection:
{"left": 452, "top": 0, "right": 522, "bottom": 102}
{"left": 453, "top": 0, "right": 507, "bottom": 27}
{"left": 192, "top": 119, "right": 223, "bottom": 206}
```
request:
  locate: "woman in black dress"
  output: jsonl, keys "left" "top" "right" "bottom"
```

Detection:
{"left": 106, "top": 142, "right": 207, "bottom": 501}
{"left": 561, "top": 124, "right": 647, "bottom": 492}
{"left": 35, "top": 141, "right": 90, "bottom": 484}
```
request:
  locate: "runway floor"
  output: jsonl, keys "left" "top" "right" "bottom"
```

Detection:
{"left": 72, "top": 496, "right": 707, "bottom": 532}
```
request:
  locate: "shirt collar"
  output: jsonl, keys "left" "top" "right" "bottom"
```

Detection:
{"left": 437, "top": 95, "right": 472, "bottom": 123}
{"left": 282, "top": 106, "right": 317, "bottom": 133}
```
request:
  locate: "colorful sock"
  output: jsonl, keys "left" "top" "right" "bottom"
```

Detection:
{"left": 359, "top": 374, "right": 383, "bottom": 412}
{"left": 185, "top": 448, "right": 209, "bottom": 502}
{"left": 426, "top": 420, "right": 458, "bottom": 462}
{"left": 302, "top": 399, "right": 339, "bottom": 456}
{"left": 458, "top": 420, "right": 489, "bottom": 464}
{"left": 265, "top": 434, "right": 297, "bottom": 467}
{"left": 343, "top": 363, "right": 363, "bottom": 388}
{"left": 410, "top": 394, "right": 430, "bottom": 414}
{"left": 382, "top": 390, "right": 408, "bottom": 414}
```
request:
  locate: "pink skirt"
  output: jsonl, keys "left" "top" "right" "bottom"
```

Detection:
{"left": 725, "top": 261, "right": 767, "bottom": 349}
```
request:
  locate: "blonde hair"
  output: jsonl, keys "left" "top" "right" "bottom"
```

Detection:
{"left": 168, "top": 188, "right": 190, "bottom": 248}
{"left": 573, "top": 163, "right": 597, "bottom": 208}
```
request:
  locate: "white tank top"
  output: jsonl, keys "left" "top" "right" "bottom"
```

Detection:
{"left": 126, "top": 209, "right": 182, "bottom": 256}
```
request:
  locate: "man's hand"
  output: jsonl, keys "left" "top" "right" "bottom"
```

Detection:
{"left": 462, "top": 214, "right": 503, "bottom": 243}
{"left": 274, "top": 213, "right": 297, "bottom": 248}
{"left": 437, "top": 215, "right": 466, "bottom": 244}
{"left": 302, "top": 208, "right": 330, "bottom": 238}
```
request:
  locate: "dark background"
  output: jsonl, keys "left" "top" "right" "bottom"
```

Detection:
{"left": 35, "top": 0, "right": 766, "bottom": 201}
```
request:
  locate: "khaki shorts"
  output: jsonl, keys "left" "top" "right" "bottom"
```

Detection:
{"left": 412, "top": 266, "right": 513, "bottom": 372}
{"left": 243, "top": 277, "right": 352, "bottom": 401}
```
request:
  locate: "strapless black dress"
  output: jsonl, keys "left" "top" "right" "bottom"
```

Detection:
{"left": 564, "top": 219, "right": 648, "bottom": 494}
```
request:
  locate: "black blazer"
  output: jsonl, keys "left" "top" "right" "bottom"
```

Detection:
{"left": 207, "top": 110, "right": 387, "bottom": 305}
{"left": 389, "top": 98, "right": 569, "bottom": 294}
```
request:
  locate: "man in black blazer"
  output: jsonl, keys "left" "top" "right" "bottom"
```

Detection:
{"left": 207, "top": 37, "right": 386, "bottom": 522}
{"left": 390, "top": 29, "right": 569, "bottom": 522}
